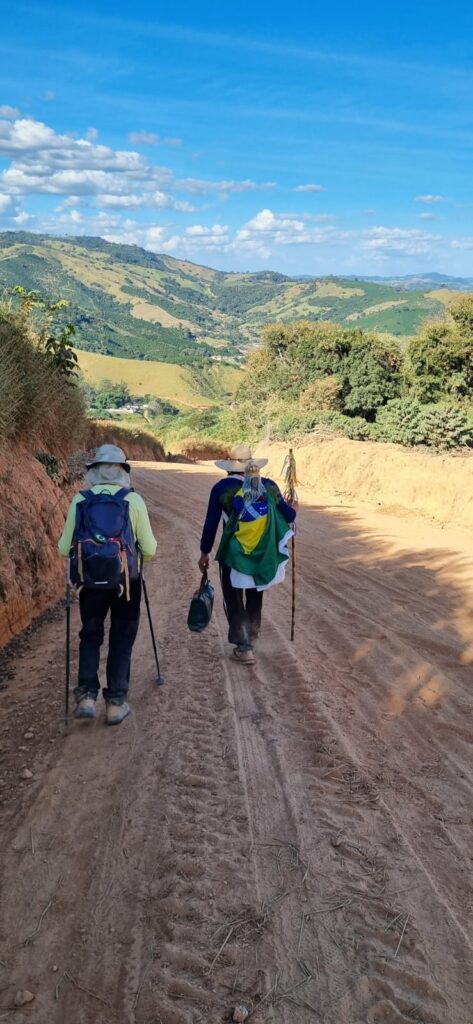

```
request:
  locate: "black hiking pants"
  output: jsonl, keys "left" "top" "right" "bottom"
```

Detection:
{"left": 219, "top": 563, "right": 263, "bottom": 650}
{"left": 75, "top": 578, "right": 141, "bottom": 705}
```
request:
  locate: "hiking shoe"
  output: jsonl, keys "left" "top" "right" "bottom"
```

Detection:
{"left": 106, "top": 702, "right": 131, "bottom": 726}
{"left": 232, "top": 647, "right": 256, "bottom": 666}
{"left": 74, "top": 696, "right": 96, "bottom": 720}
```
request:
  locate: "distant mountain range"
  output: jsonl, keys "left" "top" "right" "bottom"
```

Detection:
{"left": 354, "top": 273, "right": 473, "bottom": 291}
{"left": 0, "top": 232, "right": 464, "bottom": 367}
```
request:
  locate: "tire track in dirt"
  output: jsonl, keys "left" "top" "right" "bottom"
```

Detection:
{"left": 253, "top": 618, "right": 467, "bottom": 1023}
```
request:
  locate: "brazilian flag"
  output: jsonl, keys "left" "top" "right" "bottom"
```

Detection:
{"left": 216, "top": 491, "right": 290, "bottom": 587}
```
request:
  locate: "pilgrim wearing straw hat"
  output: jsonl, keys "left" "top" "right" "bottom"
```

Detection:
{"left": 199, "top": 445, "right": 297, "bottom": 666}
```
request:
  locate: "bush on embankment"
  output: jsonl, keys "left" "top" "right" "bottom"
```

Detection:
{"left": 0, "top": 301, "right": 86, "bottom": 644}
{"left": 0, "top": 303, "right": 166, "bottom": 646}
{"left": 0, "top": 303, "right": 86, "bottom": 454}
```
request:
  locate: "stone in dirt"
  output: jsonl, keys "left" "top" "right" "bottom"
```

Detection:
{"left": 20, "top": 768, "right": 34, "bottom": 780}
{"left": 232, "top": 1003, "right": 251, "bottom": 1022}
{"left": 14, "top": 990, "right": 35, "bottom": 1006}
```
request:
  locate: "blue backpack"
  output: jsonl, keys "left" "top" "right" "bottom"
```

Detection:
{"left": 70, "top": 488, "right": 139, "bottom": 598}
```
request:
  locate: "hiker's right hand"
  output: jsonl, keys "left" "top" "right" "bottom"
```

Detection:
{"left": 199, "top": 553, "right": 210, "bottom": 573}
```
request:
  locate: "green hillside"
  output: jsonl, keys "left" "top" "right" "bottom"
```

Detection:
{"left": 0, "top": 232, "right": 447, "bottom": 368}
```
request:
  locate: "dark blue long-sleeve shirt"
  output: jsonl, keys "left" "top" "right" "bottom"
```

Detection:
{"left": 200, "top": 474, "right": 296, "bottom": 555}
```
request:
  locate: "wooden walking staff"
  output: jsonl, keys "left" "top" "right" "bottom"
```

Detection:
{"left": 282, "top": 448, "right": 298, "bottom": 641}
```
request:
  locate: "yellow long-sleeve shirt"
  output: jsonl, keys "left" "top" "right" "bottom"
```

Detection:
{"left": 58, "top": 485, "right": 157, "bottom": 560}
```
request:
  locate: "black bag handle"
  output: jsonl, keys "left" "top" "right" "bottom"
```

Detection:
{"left": 199, "top": 570, "right": 209, "bottom": 593}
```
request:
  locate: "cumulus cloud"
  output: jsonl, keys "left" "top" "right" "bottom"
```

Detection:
{"left": 91, "top": 207, "right": 349, "bottom": 261}
{"left": 235, "top": 209, "right": 345, "bottom": 254}
{"left": 294, "top": 183, "right": 326, "bottom": 193}
{"left": 362, "top": 226, "right": 441, "bottom": 257}
{"left": 415, "top": 194, "right": 446, "bottom": 203}
{"left": 0, "top": 116, "right": 274, "bottom": 216}
{"left": 0, "top": 105, "right": 20, "bottom": 118}
{"left": 97, "top": 191, "right": 196, "bottom": 212}
{"left": 87, "top": 127, "right": 99, "bottom": 141}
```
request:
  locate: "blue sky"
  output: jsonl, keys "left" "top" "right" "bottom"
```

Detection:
{"left": 0, "top": 0, "right": 472, "bottom": 275}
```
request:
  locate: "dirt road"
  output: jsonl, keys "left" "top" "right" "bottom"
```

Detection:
{"left": 1, "top": 462, "right": 473, "bottom": 1024}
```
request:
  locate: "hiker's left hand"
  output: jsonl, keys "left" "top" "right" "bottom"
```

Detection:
{"left": 199, "top": 553, "right": 210, "bottom": 573}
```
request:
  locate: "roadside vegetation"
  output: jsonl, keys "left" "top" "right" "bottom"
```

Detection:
{"left": 228, "top": 294, "right": 473, "bottom": 450}
{"left": 0, "top": 289, "right": 85, "bottom": 454}
{"left": 0, "top": 291, "right": 164, "bottom": 465}
{"left": 103, "top": 294, "right": 473, "bottom": 454}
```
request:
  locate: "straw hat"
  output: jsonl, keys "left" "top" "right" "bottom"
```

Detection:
{"left": 215, "top": 444, "right": 268, "bottom": 473}
{"left": 85, "top": 444, "right": 131, "bottom": 472}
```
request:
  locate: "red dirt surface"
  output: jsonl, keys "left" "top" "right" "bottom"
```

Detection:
{"left": 1, "top": 461, "right": 473, "bottom": 1023}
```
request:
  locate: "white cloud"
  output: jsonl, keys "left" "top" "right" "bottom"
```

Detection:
{"left": 418, "top": 212, "right": 439, "bottom": 221}
{"left": 163, "top": 137, "right": 182, "bottom": 146}
{"left": 294, "top": 183, "right": 326, "bottom": 193}
{"left": 451, "top": 238, "right": 473, "bottom": 250}
{"left": 234, "top": 209, "right": 345, "bottom": 253}
{"left": 0, "top": 116, "right": 272, "bottom": 216}
{"left": 0, "top": 193, "right": 15, "bottom": 213}
{"left": 13, "top": 211, "right": 30, "bottom": 224}
{"left": 176, "top": 177, "right": 275, "bottom": 195}
{"left": 56, "top": 195, "right": 84, "bottom": 210}
{"left": 97, "top": 191, "right": 196, "bottom": 212}
{"left": 87, "top": 127, "right": 99, "bottom": 141}
{"left": 362, "top": 226, "right": 441, "bottom": 257}
{"left": 128, "top": 130, "right": 159, "bottom": 145}
{"left": 415, "top": 194, "right": 446, "bottom": 203}
{"left": 0, "top": 105, "right": 20, "bottom": 118}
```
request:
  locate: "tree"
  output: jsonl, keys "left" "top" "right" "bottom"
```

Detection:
{"left": 13, "top": 286, "right": 78, "bottom": 380}
{"left": 407, "top": 321, "right": 473, "bottom": 402}
{"left": 238, "top": 322, "right": 402, "bottom": 420}
{"left": 449, "top": 293, "right": 473, "bottom": 335}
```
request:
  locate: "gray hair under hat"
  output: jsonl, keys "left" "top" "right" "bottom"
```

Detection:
{"left": 86, "top": 443, "right": 131, "bottom": 472}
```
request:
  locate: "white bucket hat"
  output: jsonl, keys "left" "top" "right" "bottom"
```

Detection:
{"left": 86, "top": 444, "right": 131, "bottom": 472}
{"left": 215, "top": 444, "right": 268, "bottom": 473}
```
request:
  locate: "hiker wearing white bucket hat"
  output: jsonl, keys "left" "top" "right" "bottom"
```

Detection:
{"left": 59, "top": 442, "right": 157, "bottom": 725}
{"left": 198, "top": 444, "right": 297, "bottom": 666}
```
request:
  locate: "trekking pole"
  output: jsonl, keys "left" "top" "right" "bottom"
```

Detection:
{"left": 282, "top": 448, "right": 298, "bottom": 642}
{"left": 141, "top": 566, "right": 165, "bottom": 686}
{"left": 65, "top": 558, "right": 71, "bottom": 731}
